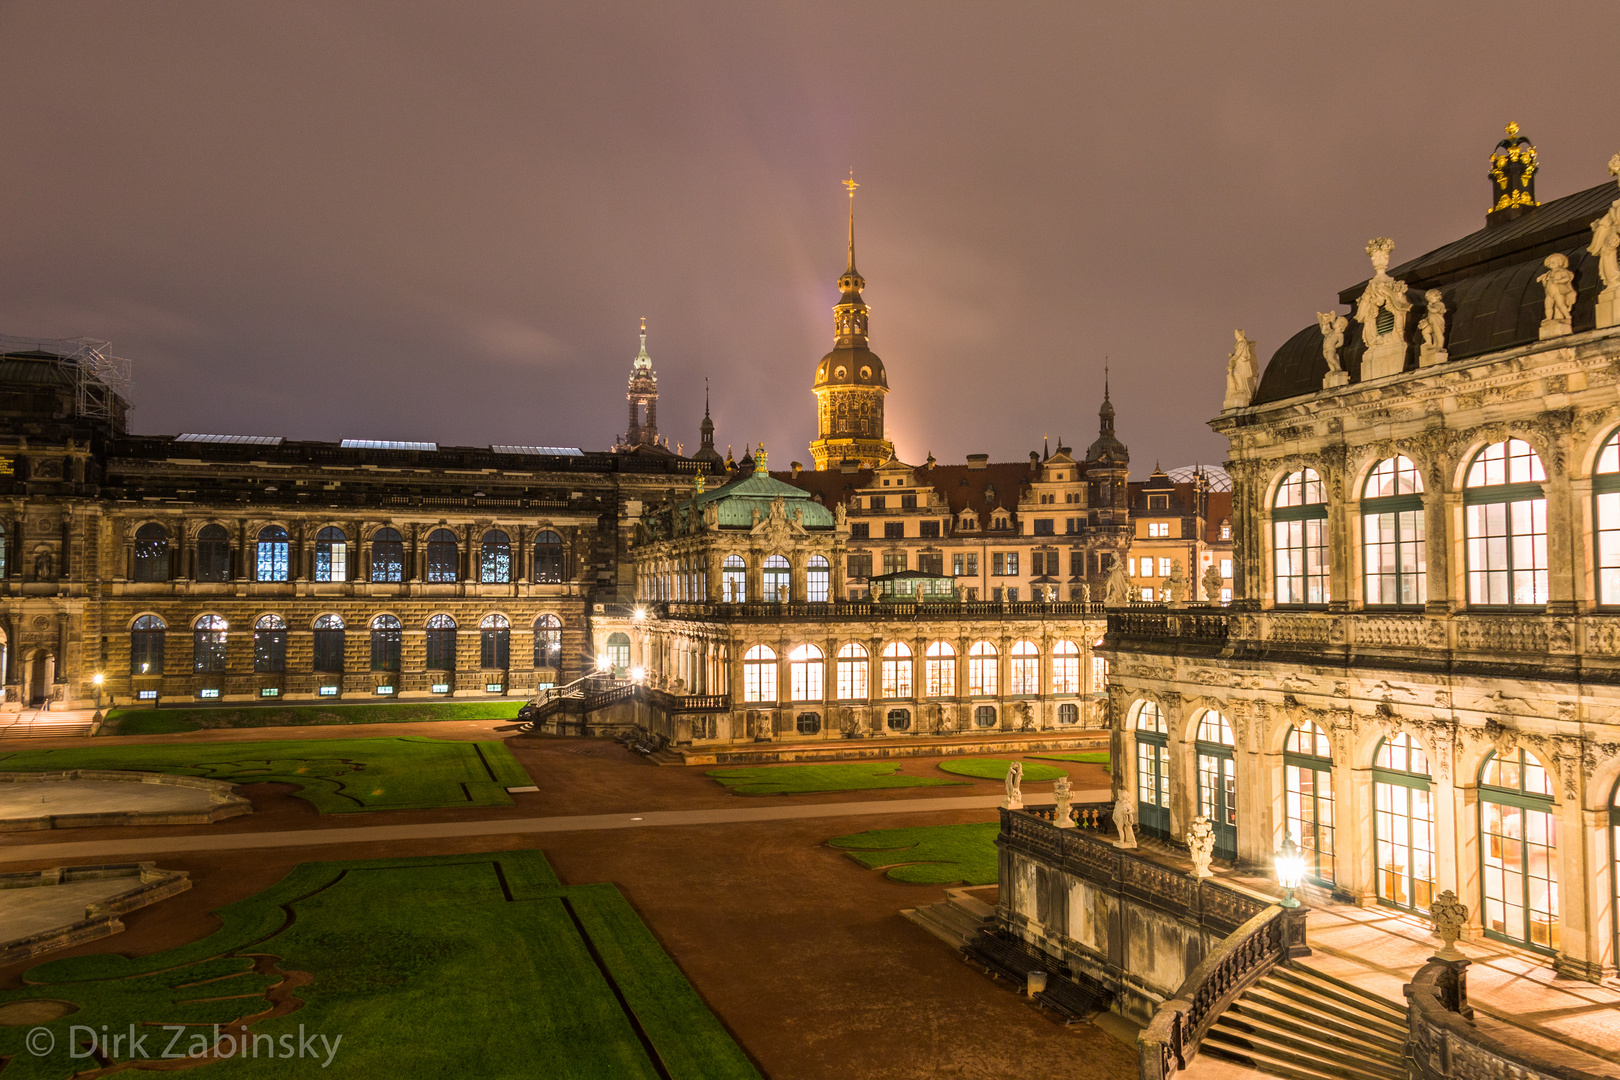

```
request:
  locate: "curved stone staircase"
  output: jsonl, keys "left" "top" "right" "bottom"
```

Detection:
{"left": 1200, "top": 963, "right": 1406, "bottom": 1080}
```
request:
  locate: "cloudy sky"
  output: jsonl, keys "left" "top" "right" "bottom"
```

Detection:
{"left": 2, "top": 2, "right": 1617, "bottom": 470}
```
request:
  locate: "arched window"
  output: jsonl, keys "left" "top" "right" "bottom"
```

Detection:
{"left": 967, "top": 640, "right": 998, "bottom": 696}
{"left": 722, "top": 555, "right": 747, "bottom": 603}
{"left": 1273, "top": 469, "right": 1328, "bottom": 606}
{"left": 426, "top": 529, "right": 460, "bottom": 583}
{"left": 1284, "top": 722, "right": 1335, "bottom": 886}
{"left": 881, "top": 642, "right": 913, "bottom": 698}
{"left": 742, "top": 644, "right": 777, "bottom": 703}
{"left": 312, "top": 614, "right": 345, "bottom": 673}
{"left": 480, "top": 613, "right": 510, "bottom": 669}
{"left": 533, "top": 530, "right": 565, "bottom": 583}
{"left": 1593, "top": 433, "right": 1620, "bottom": 605}
{"left": 788, "top": 644, "right": 824, "bottom": 702}
{"left": 1050, "top": 640, "right": 1080, "bottom": 694}
{"left": 256, "top": 525, "right": 289, "bottom": 582}
{"left": 134, "top": 523, "right": 170, "bottom": 582}
{"left": 807, "top": 555, "right": 830, "bottom": 603}
{"left": 426, "top": 614, "right": 457, "bottom": 670}
{"left": 480, "top": 530, "right": 511, "bottom": 584}
{"left": 254, "top": 614, "right": 287, "bottom": 673}
{"left": 1373, "top": 733, "right": 1435, "bottom": 914}
{"left": 1010, "top": 639, "right": 1039, "bottom": 695}
{"left": 314, "top": 527, "right": 347, "bottom": 582}
{"left": 192, "top": 615, "right": 228, "bottom": 673}
{"left": 835, "top": 643, "right": 868, "bottom": 700}
{"left": 130, "top": 614, "right": 166, "bottom": 675}
{"left": 370, "top": 615, "right": 401, "bottom": 671}
{"left": 1195, "top": 710, "right": 1237, "bottom": 860}
{"left": 1480, "top": 748, "right": 1559, "bottom": 952}
{"left": 196, "top": 523, "right": 230, "bottom": 582}
{"left": 1465, "top": 438, "right": 1547, "bottom": 607}
{"left": 763, "top": 555, "right": 790, "bottom": 602}
{"left": 925, "top": 641, "right": 956, "bottom": 697}
{"left": 1363, "top": 456, "right": 1425, "bottom": 607}
{"left": 886, "top": 708, "right": 911, "bottom": 731}
{"left": 371, "top": 528, "right": 404, "bottom": 583}
{"left": 974, "top": 704, "right": 997, "bottom": 727}
{"left": 534, "top": 614, "right": 562, "bottom": 671}
{"left": 1134, "top": 701, "right": 1170, "bottom": 837}
{"left": 600, "top": 632, "right": 629, "bottom": 676}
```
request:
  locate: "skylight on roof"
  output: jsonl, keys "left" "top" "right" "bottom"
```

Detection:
{"left": 340, "top": 439, "right": 437, "bottom": 451}
{"left": 491, "top": 445, "right": 585, "bottom": 457}
{"left": 175, "top": 433, "right": 284, "bottom": 446}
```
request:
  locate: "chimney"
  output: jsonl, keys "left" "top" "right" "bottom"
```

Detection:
{"left": 966, "top": 453, "right": 989, "bottom": 471}
{"left": 790, "top": 461, "right": 802, "bottom": 478}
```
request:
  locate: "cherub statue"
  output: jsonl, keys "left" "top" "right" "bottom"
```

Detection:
{"left": 1590, "top": 163, "right": 1620, "bottom": 291}
{"left": 1317, "top": 311, "right": 1347, "bottom": 372}
{"left": 1002, "top": 760, "right": 1024, "bottom": 809}
{"left": 1187, "top": 816, "right": 1217, "bottom": 878}
{"left": 1538, "top": 253, "right": 1576, "bottom": 324}
{"left": 1052, "top": 776, "right": 1075, "bottom": 829}
{"left": 1224, "top": 330, "right": 1258, "bottom": 409}
{"left": 1111, "top": 795, "right": 1137, "bottom": 849}
{"left": 1421, "top": 289, "right": 1448, "bottom": 350}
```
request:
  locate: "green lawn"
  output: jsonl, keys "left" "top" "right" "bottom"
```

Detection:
{"left": 1030, "top": 751, "right": 1113, "bottom": 773}
{"left": 0, "top": 736, "right": 532, "bottom": 814}
{"left": 706, "top": 762, "right": 966, "bottom": 796}
{"left": 937, "top": 757, "right": 1065, "bottom": 782}
{"left": 103, "top": 701, "right": 525, "bottom": 736}
{"left": 829, "top": 822, "right": 1001, "bottom": 885}
{"left": 0, "top": 851, "right": 759, "bottom": 1080}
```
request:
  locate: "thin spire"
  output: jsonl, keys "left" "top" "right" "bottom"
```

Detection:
{"left": 704, "top": 377, "right": 711, "bottom": 418}
{"left": 1104, "top": 357, "right": 1110, "bottom": 400}
{"left": 843, "top": 171, "right": 859, "bottom": 273}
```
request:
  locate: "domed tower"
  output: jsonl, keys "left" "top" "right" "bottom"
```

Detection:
{"left": 809, "top": 176, "right": 893, "bottom": 471}
{"left": 620, "top": 319, "right": 659, "bottom": 450}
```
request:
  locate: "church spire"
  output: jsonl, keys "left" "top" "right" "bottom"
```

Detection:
{"left": 845, "top": 171, "right": 859, "bottom": 276}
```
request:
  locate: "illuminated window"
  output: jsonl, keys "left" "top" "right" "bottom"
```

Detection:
{"left": 534, "top": 614, "right": 563, "bottom": 670}
{"left": 880, "top": 641, "right": 912, "bottom": 698}
{"left": 807, "top": 556, "right": 830, "bottom": 603}
{"left": 763, "top": 554, "right": 790, "bottom": 602}
{"left": 1363, "top": 457, "right": 1426, "bottom": 607}
{"left": 1009, "top": 640, "right": 1038, "bottom": 695}
{"left": 254, "top": 614, "right": 287, "bottom": 673}
{"left": 788, "top": 644, "right": 824, "bottom": 701}
{"left": 1195, "top": 710, "right": 1237, "bottom": 860}
{"left": 1596, "top": 432, "right": 1620, "bottom": 605}
{"left": 134, "top": 523, "right": 170, "bottom": 582}
{"left": 742, "top": 645, "right": 777, "bottom": 703}
{"left": 255, "top": 525, "right": 289, "bottom": 582}
{"left": 1135, "top": 701, "right": 1170, "bottom": 837}
{"left": 370, "top": 527, "right": 404, "bottom": 582}
{"left": 835, "top": 643, "right": 869, "bottom": 700}
{"left": 1050, "top": 640, "right": 1080, "bottom": 694}
{"left": 426, "top": 529, "right": 460, "bottom": 583}
{"left": 534, "top": 530, "right": 565, "bottom": 583}
{"left": 1480, "top": 748, "right": 1559, "bottom": 952}
{"left": 426, "top": 613, "right": 457, "bottom": 670}
{"left": 1465, "top": 439, "right": 1547, "bottom": 607}
{"left": 1373, "top": 733, "right": 1435, "bottom": 914}
{"left": 967, "top": 640, "right": 998, "bottom": 696}
{"left": 1284, "top": 722, "right": 1335, "bottom": 885}
{"left": 924, "top": 641, "right": 956, "bottom": 697}
{"left": 722, "top": 555, "right": 747, "bottom": 603}
{"left": 130, "top": 614, "right": 166, "bottom": 675}
{"left": 480, "top": 530, "right": 512, "bottom": 584}
{"left": 1273, "top": 469, "right": 1328, "bottom": 606}
{"left": 192, "top": 615, "right": 228, "bottom": 673}
{"left": 480, "top": 613, "right": 510, "bottom": 668}
{"left": 314, "top": 526, "right": 347, "bottom": 582}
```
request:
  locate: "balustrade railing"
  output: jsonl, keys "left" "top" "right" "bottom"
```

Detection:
{"left": 624, "top": 599, "right": 1105, "bottom": 621}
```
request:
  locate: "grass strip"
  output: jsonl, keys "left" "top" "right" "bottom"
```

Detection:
{"left": 937, "top": 757, "right": 1065, "bottom": 782}
{"left": 102, "top": 701, "right": 525, "bottom": 736}
{"left": 829, "top": 822, "right": 1001, "bottom": 885}
{"left": 706, "top": 762, "right": 964, "bottom": 796}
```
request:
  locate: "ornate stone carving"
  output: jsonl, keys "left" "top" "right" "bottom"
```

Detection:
{"left": 1224, "top": 330, "right": 1259, "bottom": 411}
{"left": 1053, "top": 776, "right": 1075, "bottom": 829}
{"left": 1355, "top": 238, "right": 1414, "bottom": 380}
{"left": 1419, "top": 289, "right": 1449, "bottom": 368}
{"left": 1430, "top": 890, "right": 1469, "bottom": 961}
{"left": 1112, "top": 795, "right": 1137, "bottom": 849}
{"left": 1318, "top": 310, "right": 1349, "bottom": 388}
{"left": 1002, "top": 760, "right": 1024, "bottom": 809}
{"left": 1537, "top": 253, "right": 1576, "bottom": 338}
{"left": 1187, "top": 816, "right": 1216, "bottom": 878}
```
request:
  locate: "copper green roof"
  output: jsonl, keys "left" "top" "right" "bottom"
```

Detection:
{"left": 682, "top": 470, "right": 836, "bottom": 529}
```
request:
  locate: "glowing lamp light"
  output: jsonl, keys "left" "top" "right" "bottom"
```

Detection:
{"left": 632, "top": 606, "right": 647, "bottom": 622}
{"left": 629, "top": 666, "right": 646, "bottom": 683}
{"left": 596, "top": 655, "right": 613, "bottom": 672}
{"left": 1275, "top": 830, "right": 1305, "bottom": 908}
{"left": 92, "top": 673, "right": 104, "bottom": 686}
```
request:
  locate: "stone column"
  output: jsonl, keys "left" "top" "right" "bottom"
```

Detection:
{"left": 1569, "top": 476, "right": 1594, "bottom": 610}
{"left": 1551, "top": 784, "right": 1594, "bottom": 980}
{"left": 1545, "top": 461, "right": 1576, "bottom": 615}
{"left": 1424, "top": 481, "right": 1452, "bottom": 614}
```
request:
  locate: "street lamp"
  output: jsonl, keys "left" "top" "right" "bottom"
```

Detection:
{"left": 629, "top": 665, "right": 645, "bottom": 684}
{"left": 596, "top": 655, "right": 613, "bottom": 673}
{"left": 632, "top": 606, "right": 646, "bottom": 622}
{"left": 92, "top": 672, "right": 104, "bottom": 712}
{"left": 1275, "top": 829, "right": 1305, "bottom": 908}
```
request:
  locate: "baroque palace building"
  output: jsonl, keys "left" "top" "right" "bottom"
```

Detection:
{"left": 1104, "top": 130, "right": 1620, "bottom": 981}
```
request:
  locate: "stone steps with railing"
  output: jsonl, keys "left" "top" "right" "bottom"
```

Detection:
{"left": 1200, "top": 964, "right": 1406, "bottom": 1080}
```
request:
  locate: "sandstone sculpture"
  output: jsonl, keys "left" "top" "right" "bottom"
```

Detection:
{"left": 1187, "top": 815, "right": 1217, "bottom": 877}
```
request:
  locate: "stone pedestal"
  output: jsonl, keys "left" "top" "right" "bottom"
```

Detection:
{"left": 1361, "top": 339, "right": 1407, "bottom": 380}
{"left": 1596, "top": 287, "right": 1620, "bottom": 330}
{"left": 1418, "top": 346, "right": 1449, "bottom": 368}
{"left": 1322, "top": 370, "right": 1350, "bottom": 388}
{"left": 1282, "top": 905, "right": 1312, "bottom": 959}
{"left": 1429, "top": 956, "right": 1473, "bottom": 1020}
{"left": 1539, "top": 318, "right": 1572, "bottom": 340}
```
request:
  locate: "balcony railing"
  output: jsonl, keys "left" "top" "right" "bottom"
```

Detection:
{"left": 605, "top": 599, "right": 1106, "bottom": 622}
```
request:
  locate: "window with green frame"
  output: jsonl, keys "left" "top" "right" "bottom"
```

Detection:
{"left": 1478, "top": 747, "right": 1559, "bottom": 953}
{"left": 1362, "top": 456, "right": 1426, "bottom": 607}
{"left": 1284, "top": 722, "right": 1335, "bottom": 886}
{"left": 1135, "top": 701, "right": 1170, "bottom": 838}
{"left": 1463, "top": 438, "right": 1547, "bottom": 608}
{"left": 1372, "top": 733, "right": 1435, "bottom": 914}
{"left": 1594, "top": 432, "right": 1620, "bottom": 605}
{"left": 1273, "top": 469, "right": 1328, "bottom": 606}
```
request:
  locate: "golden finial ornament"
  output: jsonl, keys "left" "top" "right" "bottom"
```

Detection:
{"left": 1505, "top": 121, "right": 1519, "bottom": 137}
{"left": 843, "top": 171, "right": 859, "bottom": 196}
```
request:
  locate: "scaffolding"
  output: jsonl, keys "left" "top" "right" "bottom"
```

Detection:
{"left": 0, "top": 333, "right": 133, "bottom": 421}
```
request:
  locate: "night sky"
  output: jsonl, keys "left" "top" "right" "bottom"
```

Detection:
{"left": 2, "top": 3, "right": 1616, "bottom": 471}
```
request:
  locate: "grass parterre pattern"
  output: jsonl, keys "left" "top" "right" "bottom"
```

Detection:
{"left": 936, "top": 757, "right": 1065, "bottom": 782}
{"left": 706, "top": 762, "right": 966, "bottom": 796}
{"left": 0, "top": 851, "right": 759, "bottom": 1079}
{"left": 0, "top": 736, "right": 532, "bottom": 814}
{"left": 103, "top": 701, "right": 526, "bottom": 736}
{"left": 829, "top": 822, "right": 1001, "bottom": 885}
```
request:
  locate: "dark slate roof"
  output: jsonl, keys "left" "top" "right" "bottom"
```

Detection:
{"left": 776, "top": 460, "right": 1057, "bottom": 529}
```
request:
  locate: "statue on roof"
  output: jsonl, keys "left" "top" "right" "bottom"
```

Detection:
{"left": 1317, "top": 311, "right": 1347, "bottom": 373}
{"left": 1103, "top": 560, "right": 1131, "bottom": 607}
{"left": 1538, "top": 253, "right": 1576, "bottom": 336}
{"left": 1223, "top": 330, "right": 1258, "bottom": 411}
{"left": 1355, "top": 238, "right": 1413, "bottom": 349}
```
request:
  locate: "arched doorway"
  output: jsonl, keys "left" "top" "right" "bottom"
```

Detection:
{"left": 1194, "top": 709, "right": 1237, "bottom": 860}
{"left": 27, "top": 651, "right": 55, "bottom": 707}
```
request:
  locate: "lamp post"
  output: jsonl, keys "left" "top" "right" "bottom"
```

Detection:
{"left": 1275, "top": 829, "right": 1305, "bottom": 909}
{"left": 92, "top": 672, "right": 104, "bottom": 712}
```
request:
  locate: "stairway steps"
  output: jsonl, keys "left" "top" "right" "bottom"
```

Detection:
{"left": 1218, "top": 1005, "right": 1403, "bottom": 1066}
{"left": 1229, "top": 997, "right": 1403, "bottom": 1058}
{"left": 1253, "top": 977, "right": 1406, "bottom": 1037}
{"left": 1203, "top": 1027, "right": 1404, "bottom": 1080}
{"left": 1266, "top": 966, "right": 1406, "bottom": 1026}
{"left": 903, "top": 898, "right": 993, "bottom": 947}
{"left": 1201, "top": 1037, "right": 1401, "bottom": 1080}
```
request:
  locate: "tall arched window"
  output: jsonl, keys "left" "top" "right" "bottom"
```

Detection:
{"left": 370, "top": 528, "right": 404, "bottom": 583}
{"left": 1135, "top": 701, "right": 1169, "bottom": 838}
{"left": 1284, "top": 722, "right": 1335, "bottom": 886}
{"left": 763, "top": 555, "right": 790, "bottom": 602}
{"left": 835, "top": 643, "right": 868, "bottom": 700}
{"left": 480, "top": 614, "right": 510, "bottom": 668}
{"left": 426, "top": 529, "right": 460, "bottom": 583}
{"left": 605, "top": 632, "right": 631, "bottom": 674}
{"left": 370, "top": 615, "right": 401, "bottom": 671}
{"left": 742, "top": 644, "right": 777, "bottom": 703}
{"left": 480, "top": 530, "right": 511, "bottom": 584}
{"left": 1010, "top": 639, "right": 1039, "bottom": 695}
{"left": 925, "top": 641, "right": 956, "bottom": 697}
{"left": 1273, "top": 469, "right": 1328, "bottom": 606}
{"left": 1363, "top": 456, "right": 1425, "bottom": 607}
{"left": 1593, "top": 433, "right": 1620, "bottom": 605}
{"left": 534, "top": 614, "right": 562, "bottom": 671}
{"left": 1465, "top": 438, "right": 1547, "bottom": 607}
{"left": 0, "top": 523, "right": 6, "bottom": 580}
{"left": 425, "top": 614, "right": 457, "bottom": 670}
{"left": 533, "top": 530, "right": 565, "bottom": 583}
{"left": 196, "top": 523, "right": 230, "bottom": 582}
{"left": 255, "top": 525, "right": 289, "bottom": 582}
{"left": 130, "top": 615, "right": 166, "bottom": 675}
{"left": 192, "top": 615, "right": 228, "bottom": 673}
{"left": 314, "top": 527, "right": 347, "bottom": 582}
{"left": 1480, "top": 748, "right": 1559, "bottom": 952}
{"left": 788, "top": 644, "right": 824, "bottom": 701}
{"left": 1050, "top": 640, "right": 1080, "bottom": 694}
{"left": 880, "top": 642, "right": 913, "bottom": 698}
{"left": 253, "top": 614, "right": 287, "bottom": 673}
{"left": 807, "top": 555, "right": 830, "bottom": 603}
{"left": 134, "top": 523, "right": 170, "bottom": 582}
{"left": 1373, "top": 733, "right": 1435, "bottom": 914}
{"left": 722, "top": 555, "right": 746, "bottom": 603}
{"left": 1195, "top": 710, "right": 1237, "bottom": 860}
{"left": 967, "top": 640, "right": 998, "bottom": 696}
{"left": 312, "top": 614, "right": 345, "bottom": 673}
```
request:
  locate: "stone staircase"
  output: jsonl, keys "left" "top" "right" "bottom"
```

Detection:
{"left": 1201, "top": 963, "right": 1407, "bottom": 1080}
{"left": 902, "top": 889, "right": 996, "bottom": 947}
{"left": 0, "top": 709, "right": 98, "bottom": 740}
